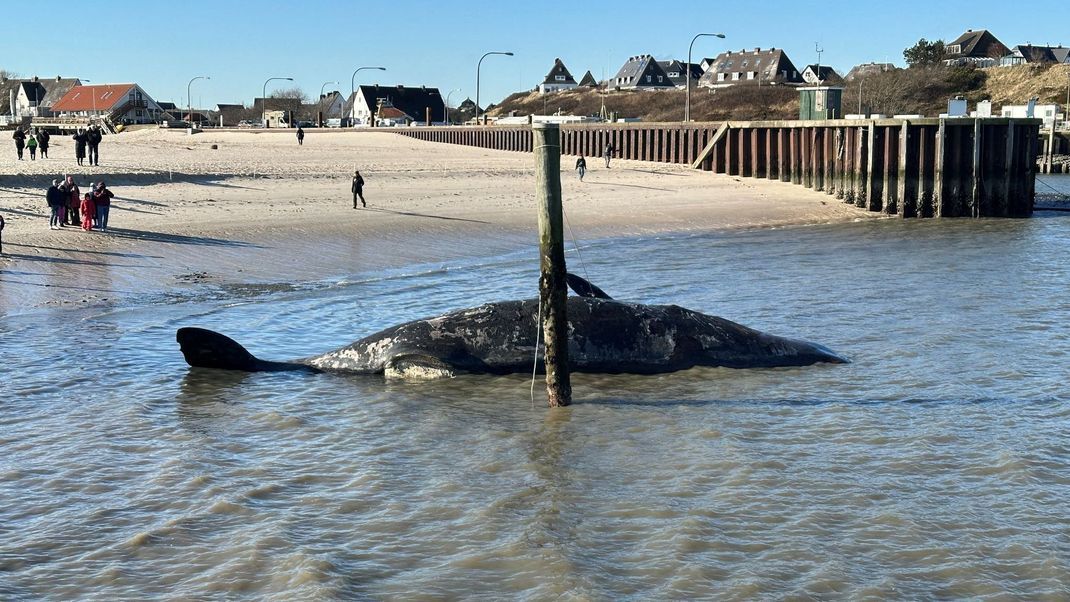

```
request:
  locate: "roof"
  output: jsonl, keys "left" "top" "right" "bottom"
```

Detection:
{"left": 1008, "top": 44, "right": 1068, "bottom": 63}
{"left": 541, "top": 58, "right": 577, "bottom": 85}
{"left": 612, "top": 55, "right": 675, "bottom": 88}
{"left": 803, "top": 64, "right": 843, "bottom": 82}
{"left": 946, "top": 29, "right": 1008, "bottom": 58}
{"left": 20, "top": 81, "right": 47, "bottom": 102}
{"left": 377, "top": 106, "right": 411, "bottom": 120}
{"left": 347, "top": 84, "right": 445, "bottom": 122}
{"left": 844, "top": 62, "right": 896, "bottom": 80}
{"left": 578, "top": 70, "right": 599, "bottom": 87}
{"left": 157, "top": 101, "right": 178, "bottom": 110}
{"left": 658, "top": 60, "right": 703, "bottom": 86}
{"left": 0, "top": 77, "right": 81, "bottom": 114}
{"left": 52, "top": 84, "right": 135, "bottom": 112}
{"left": 697, "top": 48, "right": 802, "bottom": 86}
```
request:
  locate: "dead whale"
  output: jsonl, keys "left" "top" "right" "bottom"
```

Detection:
{"left": 177, "top": 296, "right": 847, "bottom": 379}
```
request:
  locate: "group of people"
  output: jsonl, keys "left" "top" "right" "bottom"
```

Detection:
{"left": 12, "top": 128, "right": 50, "bottom": 160}
{"left": 574, "top": 142, "right": 616, "bottom": 181}
{"left": 72, "top": 126, "right": 104, "bottom": 166}
{"left": 10, "top": 126, "right": 103, "bottom": 165}
{"left": 45, "top": 176, "right": 114, "bottom": 232}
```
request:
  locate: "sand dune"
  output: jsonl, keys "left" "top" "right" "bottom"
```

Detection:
{"left": 0, "top": 129, "right": 874, "bottom": 310}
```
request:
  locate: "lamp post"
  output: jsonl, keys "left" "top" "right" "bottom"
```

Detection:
{"left": 319, "top": 80, "right": 339, "bottom": 127}
{"left": 187, "top": 76, "right": 209, "bottom": 129}
{"left": 476, "top": 51, "right": 513, "bottom": 125}
{"left": 262, "top": 77, "right": 293, "bottom": 128}
{"left": 686, "top": 32, "right": 725, "bottom": 122}
{"left": 350, "top": 66, "right": 386, "bottom": 125}
{"left": 445, "top": 88, "right": 460, "bottom": 125}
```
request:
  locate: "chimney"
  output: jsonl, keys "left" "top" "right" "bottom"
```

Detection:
{"left": 753, "top": 48, "right": 760, "bottom": 53}
{"left": 56, "top": 75, "right": 61, "bottom": 81}
{"left": 33, "top": 75, "right": 39, "bottom": 82}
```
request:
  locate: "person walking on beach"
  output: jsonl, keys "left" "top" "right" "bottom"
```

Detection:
{"left": 46, "top": 179, "right": 65, "bottom": 230}
{"left": 603, "top": 141, "right": 615, "bottom": 168}
{"left": 352, "top": 170, "right": 366, "bottom": 208}
{"left": 93, "top": 181, "right": 114, "bottom": 232}
{"left": 296, "top": 126, "right": 305, "bottom": 145}
{"left": 575, "top": 155, "right": 587, "bottom": 181}
{"left": 80, "top": 192, "right": 95, "bottom": 231}
{"left": 13, "top": 128, "right": 26, "bottom": 160}
{"left": 26, "top": 134, "right": 38, "bottom": 160}
{"left": 0, "top": 214, "right": 5, "bottom": 254}
{"left": 73, "top": 129, "right": 88, "bottom": 166}
{"left": 36, "top": 129, "right": 51, "bottom": 158}
{"left": 87, "top": 126, "right": 102, "bottom": 166}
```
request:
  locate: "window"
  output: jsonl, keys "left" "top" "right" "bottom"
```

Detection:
{"left": 646, "top": 75, "right": 652, "bottom": 83}
{"left": 668, "top": 71, "right": 679, "bottom": 77}
{"left": 732, "top": 72, "right": 740, "bottom": 80}
{"left": 717, "top": 73, "right": 726, "bottom": 82}
{"left": 555, "top": 75, "right": 566, "bottom": 81}
{"left": 947, "top": 44, "right": 961, "bottom": 55}
{"left": 657, "top": 76, "right": 663, "bottom": 82}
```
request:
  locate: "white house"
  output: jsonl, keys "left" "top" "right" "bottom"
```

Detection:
{"left": 51, "top": 83, "right": 167, "bottom": 124}
{"left": 1001, "top": 102, "right": 1062, "bottom": 128}
{"left": 538, "top": 58, "right": 579, "bottom": 94}
{"left": 345, "top": 84, "right": 444, "bottom": 126}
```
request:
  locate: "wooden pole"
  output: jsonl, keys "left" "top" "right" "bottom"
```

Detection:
{"left": 532, "top": 123, "right": 572, "bottom": 408}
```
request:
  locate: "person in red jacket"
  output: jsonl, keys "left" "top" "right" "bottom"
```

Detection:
{"left": 80, "top": 193, "right": 95, "bottom": 231}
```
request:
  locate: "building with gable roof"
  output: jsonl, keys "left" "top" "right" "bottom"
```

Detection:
{"left": 1, "top": 76, "right": 82, "bottom": 118}
{"left": 612, "top": 55, "right": 674, "bottom": 89}
{"left": 801, "top": 64, "right": 843, "bottom": 85}
{"left": 844, "top": 63, "right": 897, "bottom": 80}
{"left": 51, "top": 83, "right": 166, "bottom": 124}
{"left": 944, "top": 29, "right": 1009, "bottom": 67}
{"left": 697, "top": 48, "right": 802, "bottom": 88}
{"left": 344, "top": 84, "right": 444, "bottom": 126}
{"left": 999, "top": 44, "right": 1070, "bottom": 66}
{"left": 578, "top": 71, "right": 599, "bottom": 88}
{"left": 658, "top": 60, "right": 703, "bottom": 89}
{"left": 539, "top": 58, "right": 579, "bottom": 94}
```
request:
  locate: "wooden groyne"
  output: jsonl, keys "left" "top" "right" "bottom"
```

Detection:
{"left": 396, "top": 118, "right": 1041, "bottom": 218}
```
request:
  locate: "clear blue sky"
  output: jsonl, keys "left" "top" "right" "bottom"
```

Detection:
{"left": 2, "top": 0, "right": 1063, "bottom": 109}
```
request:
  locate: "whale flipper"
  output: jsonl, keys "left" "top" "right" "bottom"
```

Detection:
{"left": 176, "top": 327, "right": 318, "bottom": 373}
{"left": 566, "top": 273, "right": 613, "bottom": 300}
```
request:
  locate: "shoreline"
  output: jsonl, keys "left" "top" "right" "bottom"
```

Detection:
{"left": 0, "top": 130, "right": 876, "bottom": 314}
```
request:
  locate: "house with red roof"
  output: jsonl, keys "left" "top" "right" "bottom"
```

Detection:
{"left": 51, "top": 83, "right": 167, "bottom": 124}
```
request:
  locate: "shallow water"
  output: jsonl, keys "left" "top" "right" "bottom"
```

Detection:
{"left": 4, "top": 180, "right": 1070, "bottom": 599}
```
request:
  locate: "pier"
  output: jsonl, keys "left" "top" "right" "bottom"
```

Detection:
{"left": 396, "top": 118, "right": 1042, "bottom": 218}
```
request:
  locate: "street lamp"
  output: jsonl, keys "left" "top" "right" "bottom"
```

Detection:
{"left": 445, "top": 88, "right": 460, "bottom": 125}
{"left": 476, "top": 51, "right": 513, "bottom": 125}
{"left": 686, "top": 32, "right": 725, "bottom": 122}
{"left": 187, "top": 75, "right": 209, "bottom": 129}
{"left": 319, "top": 80, "right": 339, "bottom": 127}
{"left": 262, "top": 76, "right": 294, "bottom": 127}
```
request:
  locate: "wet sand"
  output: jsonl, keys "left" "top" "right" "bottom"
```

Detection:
{"left": 0, "top": 129, "right": 874, "bottom": 312}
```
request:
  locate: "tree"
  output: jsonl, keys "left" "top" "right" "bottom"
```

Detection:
{"left": 903, "top": 38, "right": 946, "bottom": 67}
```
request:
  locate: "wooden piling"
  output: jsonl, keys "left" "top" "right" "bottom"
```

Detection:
{"left": 532, "top": 123, "right": 571, "bottom": 408}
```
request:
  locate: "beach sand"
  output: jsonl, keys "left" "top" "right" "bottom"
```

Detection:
{"left": 0, "top": 128, "right": 874, "bottom": 312}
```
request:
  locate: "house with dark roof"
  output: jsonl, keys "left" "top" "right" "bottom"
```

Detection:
{"left": 658, "top": 60, "right": 703, "bottom": 89}
{"left": 844, "top": 62, "right": 897, "bottom": 80}
{"left": 1, "top": 76, "right": 81, "bottom": 118}
{"left": 51, "top": 83, "right": 166, "bottom": 124}
{"left": 801, "top": 64, "right": 843, "bottom": 85}
{"left": 697, "top": 48, "right": 802, "bottom": 88}
{"left": 539, "top": 58, "right": 579, "bottom": 94}
{"left": 578, "top": 71, "right": 599, "bottom": 88}
{"left": 315, "top": 91, "right": 346, "bottom": 121}
{"left": 944, "top": 29, "right": 1009, "bottom": 67}
{"left": 214, "top": 103, "right": 246, "bottom": 126}
{"left": 999, "top": 44, "right": 1070, "bottom": 66}
{"left": 612, "top": 55, "right": 675, "bottom": 89}
{"left": 344, "top": 84, "right": 445, "bottom": 126}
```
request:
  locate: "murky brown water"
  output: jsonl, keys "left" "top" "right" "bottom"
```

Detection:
{"left": 4, "top": 184, "right": 1070, "bottom": 598}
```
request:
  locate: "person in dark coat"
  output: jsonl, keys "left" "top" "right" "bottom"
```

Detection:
{"left": 73, "top": 129, "right": 89, "bottom": 166}
{"left": 575, "top": 156, "right": 587, "bottom": 181}
{"left": 0, "top": 214, "right": 5, "bottom": 254}
{"left": 603, "top": 142, "right": 615, "bottom": 168}
{"left": 61, "top": 175, "right": 80, "bottom": 226}
{"left": 47, "top": 179, "right": 65, "bottom": 229}
{"left": 13, "top": 128, "right": 26, "bottom": 160}
{"left": 92, "top": 181, "right": 114, "bottom": 232}
{"left": 296, "top": 126, "right": 305, "bottom": 145}
{"left": 37, "top": 129, "right": 50, "bottom": 158}
{"left": 87, "top": 126, "right": 102, "bottom": 166}
{"left": 351, "top": 170, "right": 366, "bottom": 208}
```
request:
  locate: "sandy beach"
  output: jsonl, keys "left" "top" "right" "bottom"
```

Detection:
{"left": 0, "top": 128, "right": 874, "bottom": 312}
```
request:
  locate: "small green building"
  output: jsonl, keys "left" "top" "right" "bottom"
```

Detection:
{"left": 799, "top": 86, "right": 844, "bottom": 120}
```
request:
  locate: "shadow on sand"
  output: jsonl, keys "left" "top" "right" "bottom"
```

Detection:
{"left": 361, "top": 206, "right": 492, "bottom": 224}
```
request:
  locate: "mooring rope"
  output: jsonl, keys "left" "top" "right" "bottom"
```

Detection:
{"left": 1035, "top": 176, "right": 1070, "bottom": 202}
